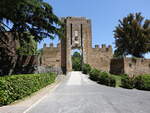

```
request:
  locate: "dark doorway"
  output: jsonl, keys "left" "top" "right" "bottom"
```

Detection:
{"left": 71, "top": 49, "right": 82, "bottom": 71}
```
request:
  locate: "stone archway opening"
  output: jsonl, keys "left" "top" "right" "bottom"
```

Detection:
{"left": 71, "top": 48, "right": 83, "bottom": 71}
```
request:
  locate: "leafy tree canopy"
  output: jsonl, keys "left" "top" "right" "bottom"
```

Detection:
{"left": 114, "top": 13, "right": 150, "bottom": 58}
{"left": 0, "top": 0, "right": 62, "bottom": 42}
{"left": 17, "top": 32, "right": 38, "bottom": 55}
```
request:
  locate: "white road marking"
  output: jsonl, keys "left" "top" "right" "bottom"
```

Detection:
{"left": 23, "top": 82, "right": 61, "bottom": 113}
{"left": 23, "top": 94, "right": 48, "bottom": 113}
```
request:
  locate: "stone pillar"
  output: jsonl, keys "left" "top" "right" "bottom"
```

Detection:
{"left": 66, "top": 19, "right": 72, "bottom": 72}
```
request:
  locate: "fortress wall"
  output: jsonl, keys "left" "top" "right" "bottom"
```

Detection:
{"left": 110, "top": 58, "right": 150, "bottom": 76}
{"left": 88, "top": 44, "right": 113, "bottom": 72}
{"left": 124, "top": 58, "right": 150, "bottom": 77}
{"left": 110, "top": 58, "right": 124, "bottom": 75}
{"left": 41, "top": 43, "right": 61, "bottom": 67}
{"left": 39, "top": 17, "right": 150, "bottom": 75}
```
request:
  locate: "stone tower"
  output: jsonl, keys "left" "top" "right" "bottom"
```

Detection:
{"left": 41, "top": 17, "right": 113, "bottom": 73}
{"left": 61, "top": 17, "right": 92, "bottom": 72}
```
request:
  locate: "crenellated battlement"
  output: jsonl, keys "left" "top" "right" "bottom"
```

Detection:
{"left": 61, "top": 16, "right": 91, "bottom": 24}
{"left": 43, "top": 43, "right": 61, "bottom": 49}
{"left": 93, "top": 44, "right": 112, "bottom": 52}
{"left": 62, "top": 16, "right": 87, "bottom": 20}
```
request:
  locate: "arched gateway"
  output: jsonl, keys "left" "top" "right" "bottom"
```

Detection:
{"left": 41, "top": 17, "right": 113, "bottom": 73}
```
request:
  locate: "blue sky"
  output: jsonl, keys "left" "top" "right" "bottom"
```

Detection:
{"left": 38, "top": 0, "right": 150, "bottom": 58}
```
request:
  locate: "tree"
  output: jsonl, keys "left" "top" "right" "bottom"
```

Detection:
{"left": 17, "top": 32, "right": 38, "bottom": 55}
{"left": 114, "top": 13, "right": 150, "bottom": 58}
{"left": 0, "top": 0, "right": 63, "bottom": 75}
{"left": 72, "top": 52, "right": 82, "bottom": 71}
{"left": 0, "top": 0, "right": 62, "bottom": 41}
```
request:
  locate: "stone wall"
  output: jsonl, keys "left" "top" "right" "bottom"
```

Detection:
{"left": 34, "top": 66, "right": 63, "bottom": 75}
{"left": 88, "top": 44, "right": 113, "bottom": 72}
{"left": 124, "top": 58, "right": 150, "bottom": 77}
{"left": 110, "top": 58, "right": 124, "bottom": 75}
{"left": 0, "top": 32, "right": 19, "bottom": 75}
{"left": 110, "top": 58, "right": 150, "bottom": 76}
{"left": 41, "top": 43, "right": 61, "bottom": 68}
{"left": 14, "top": 55, "right": 39, "bottom": 74}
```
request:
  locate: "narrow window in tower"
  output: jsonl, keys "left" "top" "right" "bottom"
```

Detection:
{"left": 71, "top": 24, "right": 72, "bottom": 45}
{"left": 81, "top": 24, "right": 83, "bottom": 47}
{"left": 74, "top": 31, "right": 78, "bottom": 41}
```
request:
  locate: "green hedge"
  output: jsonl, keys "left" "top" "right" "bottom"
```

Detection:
{"left": 121, "top": 74, "right": 150, "bottom": 90}
{"left": 82, "top": 64, "right": 91, "bottom": 74}
{"left": 89, "top": 68, "right": 101, "bottom": 81}
{"left": 89, "top": 68, "right": 116, "bottom": 87}
{"left": 134, "top": 75, "right": 150, "bottom": 91}
{"left": 121, "top": 76, "right": 134, "bottom": 89}
{"left": 98, "top": 72, "right": 116, "bottom": 87}
{"left": 0, "top": 73, "right": 56, "bottom": 105}
{"left": 82, "top": 64, "right": 150, "bottom": 90}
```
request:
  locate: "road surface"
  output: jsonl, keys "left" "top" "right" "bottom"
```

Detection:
{"left": 26, "top": 71, "right": 150, "bottom": 113}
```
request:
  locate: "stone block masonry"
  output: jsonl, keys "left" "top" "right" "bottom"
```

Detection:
{"left": 88, "top": 44, "right": 113, "bottom": 72}
{"left": 110, "top": 58, "right": 150, "bottom": 77}
{"left": 41, "top": 43, "right": 61, "bottom": 68}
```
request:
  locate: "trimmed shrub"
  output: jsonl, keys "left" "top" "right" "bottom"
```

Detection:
{"left": 108, "top": 76, "right": 116, "bottom": 87}
{"left": 98, "top": 72, "right": 116, "bottom": 87}
{"left": 121, "top": 76, "right": 134, "bottom": 89}
{"left": 134, "top": 75, "right": 150, "bottom": 91}
{"left": 89, "top": 68, "right": 101, "bottom": 81}
{"left": 0, "top": 73, "right": 56, "bottom": 105}
{"left": 98, "top": 72, "right": 109, "bottom": 85}
{"left": 82, "top": 64, "right": 91, "bottom": 74}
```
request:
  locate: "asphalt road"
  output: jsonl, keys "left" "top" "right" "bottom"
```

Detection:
{"left": 27, "top": 71, "right": 150, "bottom": 113}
